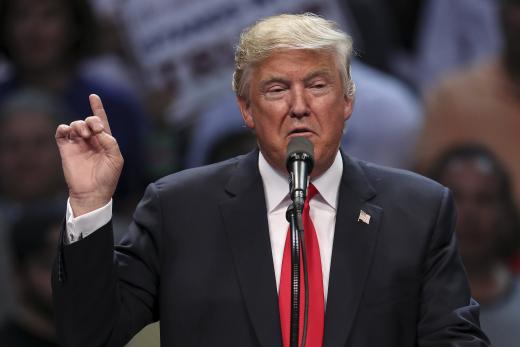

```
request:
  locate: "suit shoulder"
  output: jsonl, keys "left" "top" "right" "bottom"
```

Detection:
{"left": 351, "top": 159, "right": 454, "bottom": 232}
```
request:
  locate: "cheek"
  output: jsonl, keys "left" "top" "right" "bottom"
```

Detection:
{"left": 321, "top": 113, "right": 347, "bottom": 140}
{"left": 44, "top": 19, "right": 69, "bottom": 46}
{"left": 252, "top": 107, "right": 286, "bottom": 132}
{"left": 479, "top": 209, "right": 501, "bottom": 231}
{"left": 9, "top": 14, "right": 32, "bottom": 38}
{"left": 0, "top": 151, "right": 18, "bottom": 175}
{"left": 314, "top": 96, "right": 349, "bottom": 126}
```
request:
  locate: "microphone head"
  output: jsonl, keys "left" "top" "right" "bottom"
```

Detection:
{"left": 285, "top": 137, "right": 314, "bottom": 173}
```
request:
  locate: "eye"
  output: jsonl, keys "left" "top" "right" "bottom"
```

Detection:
{"left": 264, "top": 84, "right": 288, "bottom": 97}
{"left": 269, "top": 86, "right": 285, "bottom": 93}
{"left": 308, "top": 78, "right": 329, "bottom": 91}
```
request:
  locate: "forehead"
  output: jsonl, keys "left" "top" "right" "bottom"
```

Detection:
{"left": 251, "top": 49, "right": 339, "bottom": 82}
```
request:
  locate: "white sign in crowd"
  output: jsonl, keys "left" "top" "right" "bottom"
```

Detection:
{"left": 119, "top": 0, "right": 348, "bottom": 125}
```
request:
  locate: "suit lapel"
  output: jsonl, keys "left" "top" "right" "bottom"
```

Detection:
{"left": 323, "top": 154, "right": 382, "bottom": 347}
{"left": 219, "top": 150, "right": 282, "bottom": 347}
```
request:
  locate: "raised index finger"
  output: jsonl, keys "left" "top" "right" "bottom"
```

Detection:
{"left": 89, "top": 94, "right": 112, "bottom": 135}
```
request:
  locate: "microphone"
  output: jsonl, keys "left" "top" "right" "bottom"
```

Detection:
{"left": 285, "top": 137, "right": 314, "bottom": 211}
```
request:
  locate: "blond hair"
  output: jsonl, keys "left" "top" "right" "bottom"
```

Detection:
{"left": 233, "top": 13, "right": 355, "bottom": 100}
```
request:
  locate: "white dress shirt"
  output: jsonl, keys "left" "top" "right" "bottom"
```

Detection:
{"left": 259, "top": 151, "right": 342, "bottom": 302}
{"left": 66, "top": 151, "right": 343, "bottom": 301}
{"left": 65, "top": 198, "right": 113, "bottom": 243}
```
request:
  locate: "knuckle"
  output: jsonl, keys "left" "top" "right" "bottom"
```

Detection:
{"left": 70, "top": 120, "right": 84, "bottom": 128}
{"left": 108, "top": 136, "right": 118, "bottom": 145}
{"left": 85, "top": 115, "right": 99, "bottom": 123}
{"left": 55, "top": 124, "right": 69, "bottom": 136}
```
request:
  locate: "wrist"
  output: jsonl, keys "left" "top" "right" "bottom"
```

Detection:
{"left": 69, "top": 193, "right": 112, "bottom": 217}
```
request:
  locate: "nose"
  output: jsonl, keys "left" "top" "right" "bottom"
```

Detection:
{"left": 289, "top": 86, "right": 310, "bottom": 118}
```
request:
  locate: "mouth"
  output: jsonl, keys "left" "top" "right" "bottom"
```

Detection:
{"left": 287, "top": 128, "right": 314, "bottom": 138}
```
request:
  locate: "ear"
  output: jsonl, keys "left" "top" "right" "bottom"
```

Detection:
{"left": 343, "top": 95, "right": 354, "bottom": 122}
{"left": 237, "top": 96, "right": 255, "bottom": 129}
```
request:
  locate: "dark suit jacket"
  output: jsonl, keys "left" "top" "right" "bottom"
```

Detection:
{"left": 52, "top": 150, "right": 490, "bottom": 346}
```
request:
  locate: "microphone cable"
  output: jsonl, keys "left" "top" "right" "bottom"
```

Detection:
{"left": 299, "top": 212, "right": 310, "bottom": 347}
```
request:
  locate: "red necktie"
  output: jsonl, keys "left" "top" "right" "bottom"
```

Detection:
{"left": 279, "top": 184, "right": 324, "bottom": 347}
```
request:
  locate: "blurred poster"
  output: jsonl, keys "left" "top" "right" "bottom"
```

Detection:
{"left": 118, "top": 0, "right": 347, "bottom": 126}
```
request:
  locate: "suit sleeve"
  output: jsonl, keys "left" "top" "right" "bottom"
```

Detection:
{"left": 52, "top": 183, "right": 163, "bottom": 347}
{"left": 417, "top": 188, "right": 490, "bottom": 346}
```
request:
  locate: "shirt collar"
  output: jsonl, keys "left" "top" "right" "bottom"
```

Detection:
{"left": 259, "top": 150, "right": 343, "bottom": 213}
{"left": 312, "top": 151, "right": 343, "bottom": 210}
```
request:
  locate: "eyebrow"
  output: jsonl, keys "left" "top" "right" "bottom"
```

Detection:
{"left": 303, "top": 69, "right": 335, "bottom": 83}
{"left": 259, "top": 69, "right": 335, "bottom": 90}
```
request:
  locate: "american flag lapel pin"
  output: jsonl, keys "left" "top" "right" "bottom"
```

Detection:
{"left": 358, "top": 210, "right": 371, "bottom": 225}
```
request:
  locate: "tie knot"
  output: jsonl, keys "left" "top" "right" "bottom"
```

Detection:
{"left": 306, "top": 183, "right": 318, "bottom": 202}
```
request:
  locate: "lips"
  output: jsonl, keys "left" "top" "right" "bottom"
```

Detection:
{"left": 288, "top": 127, "right": 313, "bottom": 136}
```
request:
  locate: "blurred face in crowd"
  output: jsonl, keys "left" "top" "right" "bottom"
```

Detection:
{"left": 238, "top": 49, "right": 353, "bottom": 177}
{"left": 0, "top": 111, "right": 62, "bottom": 201}
{"left": 439, "top": 158, "right": 507, "bottom": 267}
{"left": 4, "top": 0, "right": 73, "bottom": 71}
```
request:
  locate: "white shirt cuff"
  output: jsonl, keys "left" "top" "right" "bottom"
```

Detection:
{"left": 65, "top": 199, "right": 113, "bottom": 244}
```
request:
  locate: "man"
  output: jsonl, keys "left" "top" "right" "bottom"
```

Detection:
{"left": 415, "top": 0, "right": 520, "bottom": 208}
{"left": 52, "top": 14, "right": 489, "bottom": 346}
{"left": 431, "top": 145, "right": 520, "bottom": 347}
{"left": 0, "top": 88, "right": 68, "bottom": 321}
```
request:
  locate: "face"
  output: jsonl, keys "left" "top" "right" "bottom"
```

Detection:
{"left": 237, "top": 49, "right": 353, "bottom": 177}
{"left": 0, "top": 111, "right": 62, "bottom": 201}
{"left": 439, "top": 159, "right": 505, "bottom": 266}
{"left": 5, "top": 0, "right": 72, "bottom": 70}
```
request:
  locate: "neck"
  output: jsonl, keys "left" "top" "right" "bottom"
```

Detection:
{"left": 466, "top": 261, "right": 512, "bottom": 305}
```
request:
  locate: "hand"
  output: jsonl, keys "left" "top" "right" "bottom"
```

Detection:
{"left": 55, "top": 94, "right": 124, "bottom": 217}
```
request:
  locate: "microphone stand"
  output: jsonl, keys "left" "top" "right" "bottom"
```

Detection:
{"left": 286, "top": 203, "right": 301, "bottom": 347}
{"left": 286, "top": 203, "right": 309, "bottom": 347}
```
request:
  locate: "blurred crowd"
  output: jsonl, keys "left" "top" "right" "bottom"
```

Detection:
{"left": 0, "top": 0, "right": 518, "bottom": 346}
